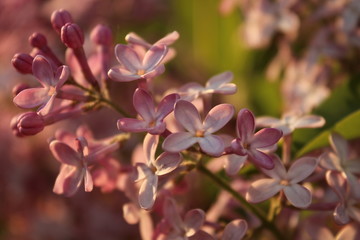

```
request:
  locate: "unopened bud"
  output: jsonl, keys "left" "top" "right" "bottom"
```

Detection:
{"left": 51, "top": 9, "right": 73, "bottom": 34}
{"left": 12, "top": 83, "right": 30, "bottom": 96}
{"left": 90, "top": 24, "right": 113, "bottom": 46}
{"left": 29, "top": 33, "right": 48, "bottom": 49}
{"left": 11, "top": 53, "right": 33, "bottom": 74}
{"left": 13, "top": 112, "right": 45, "bottom": 137}
{"left": 61, "top": 23, "right": 84, "bottom": 49}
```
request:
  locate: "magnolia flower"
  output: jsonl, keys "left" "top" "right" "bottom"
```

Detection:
{"left": 13, "top": 55, "right": 70, "bottom": 115}
{"left": 256, "top": 112, "right": 325, "bottom": 136}
{"left": 117, "top": 88, "right": 179, "bottom": 135}
{"left": 108, "top": 44, "right": 167, "bottom": 82}
{"left": 326, "top": 171, "right": 360, "bottom": 225}
{"left": 178, "top": 71, "right": 237, "bottom": 102}
{"left": 135, "top": 134, "right": 181, "bottom": 210}
{"left": 231, "top": 108, "right": 282, "bottom": 169}
{"left": 246, "top": 155, "right": 318, "bottom": 208}
{"left": 162, "top": 100, "right": 234, "bottom": 156}
{"left": 319, "top": 132, "right": 360, "bottom": 199}
{"left": 162, "top": 197, "right": 214, "bottom": 240}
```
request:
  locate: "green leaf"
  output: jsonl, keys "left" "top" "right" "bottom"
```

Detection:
{"left": 296, "top": 109, "right": 360, "bottom": 157}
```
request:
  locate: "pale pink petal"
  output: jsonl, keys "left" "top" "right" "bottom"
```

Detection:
{"left": 256, "top": 116, "right": 281, "bottom": 127}
{"left": 251, "top": 128, "right": 282, "bottom": 148}
{"left": 13, "top": 87, "right": 49, "bottom": 109}
{"left": 345, "top": 171, "right": 360, "bottom": 199}
{"left": 212, "top": 83, "right": 237, "bottom": 94}
{"left": 53, "top": 165, "right": 83, "bottom": 197}
{"left": 49, "top": 140, "right": 80, "bottom": 166}
{"left": 319, "top": 152, "right": 342, "bottom": 171}
{"left": 139, "top": 211, "right": 154, "bottom": 240}
{"left": 184, "top": 209, "right": 205, "bottom": 237}
{"left": 139, "top": 173, "right": 158, "bottom": 210}
{"left": 224, "top": 154, "right": 247, "bottom": 176}
{"left": 125, "top": 32, "right": 151, "bottom": 48}
{"left": 143, "top": 133, "right": 159, "bottom": 165}
{"left": 148, "top": 122, "right": 166, "bottom": 135}
{"left": 283, "top": 184, "right": 312, "bottom": 208}
{"left": 334, "top": 203, "right": 350, "bottom": 225}
{"left": 203, "top": 104, "right": 234, "bottom": 133}
{"left": 133, "top": 88, "right": 156, "bottom": 122}
{"left": 336, "top": 223, "right": 360, "bottom": 240}
{"left": 246, "top": 178, "right": 283, "bottom": 203}
{"left": 248, "top": 150, "right": 274, "bottom": 170}
{"left": 222, "top": 219, "right": 248, "bottom": 240}
{"left": 53, "top": 165, "right": 76, "bottom": 194}
{"left": 155, "top": 31, "right": 180, "bottom": 46}
{"left": 163, "top": 198, "right": 183, "bottom": 232}
{"left": 206, "top": 71, "right": 233, "bottom": 87}
{"left": 288, "top": 157, "right": 318, "bottom": 183}
{"left": 32, "top": 55, "right": 54, "bottom": 87}
{"left": 114, "top": 44, "right": 142, "bottom": 71}
{"left": 142, "top": 44, "right": 168, "bottom": 70}
{"left": 178, "top": 82, "right": 204, "bottom": 101}
{"left": 154, "top": 152, "right": 181, "bottom": 176}
{"left": 174, "top": 100, "right": 203, "bottom": 133}
{"left": 156, "top": 93, "right": 179, "bottom": 120}
{"left": 123, "top": 202, "right": 140, "bottom": 224}
{"left": 134, "top": 163, "right": 150, "bottom": 182}
{"left": 261, "top": 155, "right": 286, "bottom": 180}
{"left": 162, "top": 132, "right": 198, "bottom": 153}
{"left": 325, "top": 171, "right": 346, "bottom": 202}
{"left": 329, "top": 133, "right": 349, "bottom": 162}
{"left": 236, "top": 109, "right": 255, "bottom": 141}
{"left": 189, "top": 230, "right": 215, "bottom": 240}
{"left": 38, "top": 93, "right": 56, "bottom": 115}
{"left": 84, "top": 169, "right": 93, "bottom": 192}
{"left": 108, "top": 67, "right": 141, "bottom": 82}
{"left": 117, "top": 118, "right": 148, "bottom": 132}
{"left": 198, "top": 134, "right": 225, "bottom": 156}
{"left": 55, "top": 65, "right": 70, "bottom": 88}
{"left": 293, "top": 115, "right": 325, "bottom": 129}
{"left": 142, "top": 65, "right": 165, "bottom": 79}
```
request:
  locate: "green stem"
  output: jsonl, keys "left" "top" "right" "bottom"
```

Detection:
{"left": 197, "top": 163, "right": 286, "bottom": 240}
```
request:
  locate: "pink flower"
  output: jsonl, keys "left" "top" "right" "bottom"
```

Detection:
{"left": 117, "top": 88, "right": 179, "bottom": 135}
{"left": 13, "top": 55, "right": 70, "bottom": 116}
{"left": 222, "top": 219, "right": 248, "bottom": 240}
{"left": 178, "top": 71, "right": 237, "bottom": 101}
{"left": 256, "top": 112, "right": 325, "bottom": 136}
{"left": 50, "top": 137, "right": 93, "bottom": 197}
{"left": 231, "top": 108, "right": 282, "bottom": 169}
{"left": 135, "top": 134, "right": 181, "bottom": 210}
{"left": 162, "top": 100, "right": 234, "bottom": 156}
{"left": 108, "top": 43, "right": 168, "bottom": 82}
{"left": 246, "top": 155, "right": 318, "bottom": 208}
{"left": 319, "top": 132, "right": 360, "bottom": 199}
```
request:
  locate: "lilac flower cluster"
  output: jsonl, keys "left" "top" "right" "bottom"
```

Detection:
{"left": 8, "top": 7, "right": 360, "bottom": 240}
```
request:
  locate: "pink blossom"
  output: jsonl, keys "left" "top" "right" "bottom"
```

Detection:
{"left": 13, "top": 55, "right": 70, "bottom": 116}
{"left": 162, "top": 100, "right": 234, "bottom": 156}
{"left": 319, "top": 132, "right": 360, "bottom": 199}
{"left": 178, "top": 71, "right": 237, "bottom": 102}
{"left": 108, "top": 43, "right": 168, "bottom": 82}
{"left": 222, "top": 219, "right": 248, "bottom": 240}
{"left": 246, "top": 155, "right": 318, "bottom": 208}
{"left": 231, "top": 108, "right": 282, "bottom": 169}
{"left": 256, "top": 112, "right": 325, "bottom": 136}
{"left": 117, "top": 88, "right": 179, "bottom": 135}
{"left": 134, "top": 134, "right": 181, "bottom": 210}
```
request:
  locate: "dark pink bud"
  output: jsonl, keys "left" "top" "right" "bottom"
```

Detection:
{"left": 29, "top": 33, "right": 48, "bottom": 49}
{"left": 15, "top": 112, "right": 45, "bottom": 136}
{"left": 12, "top": 83, "right": 30, "bottom": 96}
{"left": 90, "top": 24, "right": 113, "bottom": 46}
{"left": 61, "top": 23, "right": 84, "bottom": 49}
{"left": 51, "top": 9, "right": 73, "bottom": 34}
{"left": 11, "top": 53, "right": 33, "bottom": 74}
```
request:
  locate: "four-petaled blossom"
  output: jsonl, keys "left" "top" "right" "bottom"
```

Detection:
{"left": 13, "top": 55, "right": 70, "bottom": 115}
{"left": 135, "top": 134, "right": 181, "bottom": 210}
{"left": 108, "top": 43, "right": 168, "bottom": 82}
{"left": 50, "top": 137, "right": 93, "bottom": 197}
{"left": 319, "top": 132, "right": 360, "bottom": 199}
{"left": 231, "top": 108, "right": 282, "bottom": 169}
{"left": 256, "top": 112, "right": 325, "bottom": 136}
{"left": 162, "top": 197, "right": 214, "bottom": 240}
{"left": 178, "top": 71, "right": 237, "bottom": 102}
{"left": 118, "top": 88, "right": 179, "bottom": 135}
{"left": 246, "top": 155, "right": 318, "bottom": 208}
{"left": 162, "top": 100, "right": 234, "bottom": 156}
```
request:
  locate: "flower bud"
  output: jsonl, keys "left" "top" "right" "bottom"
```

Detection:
{"left": 29, "top": 33, "right": 48, "bottom": 49}
{"left": 51, "top": 9, "right": 73, "bottom": 34}
{"left": 13, "top": 112, "right": 45, "bottom": 137}
{"left": 61, "top": 23, "right": 84, "bottom": 49}
{"left": 12, "top": 83, "right": 30, "bottom": 96}
{"left": 90, "top": 24, "right": 113, "bottom": 46}
{"left": 11, "top": 53, "right": 33, "bottom": 74}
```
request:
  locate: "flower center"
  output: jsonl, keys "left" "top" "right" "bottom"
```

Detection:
{"left": 149, "top": 120, "right": 156, "bottom": 128}
{"left": 195, "top": 130, "right": 205, "bottom": 137}
{"left": 137, "top": 69, "right": 146, "bottom": 75}
{"left": 48, "top": 86, "right": 56, "bottom": 96}
{"left": 280, "top": 180, "right": 289, "bottom": 186}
